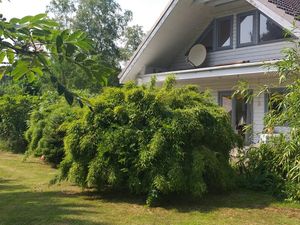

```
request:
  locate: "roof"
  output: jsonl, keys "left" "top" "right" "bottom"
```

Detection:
{"left": 119, "top": 0, "right": 300, "bottom": 83}
{"left": 268, "top": 0, "right": 300, "bottom": 20}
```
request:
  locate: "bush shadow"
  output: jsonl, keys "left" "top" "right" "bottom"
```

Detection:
{"left": 0, "top": 180, "right": 111, "bottom": 225}
{"left": 81, "top": 188, "right": 281, "bottom": 213}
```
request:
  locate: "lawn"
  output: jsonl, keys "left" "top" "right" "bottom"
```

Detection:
{"left": 0, "top": 151, "right": 299, "bottom": 225}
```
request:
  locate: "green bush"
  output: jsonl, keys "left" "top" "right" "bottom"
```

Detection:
{"left": 232, "top": 39, "right": 300, "bottom": 202}
{"left": 25, "top": 92, "right": 82, "bottom": 166}
{"left": 60, "top": 79, "right": 239, "bottom": 205}
{"left": 0, "top": 94, "right": 37, "bottom": 153}
{"left": 237, "top": 132, "right": 300, "bottom": 201}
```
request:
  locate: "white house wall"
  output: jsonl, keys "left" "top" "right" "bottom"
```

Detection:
{"left": 171, "top": 41, "right": 293, "bottom": 71}
{"left": 169, "top": 3, "right": 293, "bottom": 71}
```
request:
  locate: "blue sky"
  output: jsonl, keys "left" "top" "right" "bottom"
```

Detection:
{"left": 0, "top": 0, "right": 169, "bottom": 31}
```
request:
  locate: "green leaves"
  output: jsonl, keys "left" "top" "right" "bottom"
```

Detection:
{"left": 6, "top": 50, "right": 14, "bottom": 64}
{"left": 0, "top": 13, "right": 109, "bottom": 103}
{"left": 59, "top": 83, "right": 238, "bottom": 205}
{"left": 0, "top": 51, "right": 5, "bottom": 63}
{"left": 56, "top": 35, "right": 63, "bottom": 53}
{"left": 11, "top": 61, "right": 30, "bottom": 80}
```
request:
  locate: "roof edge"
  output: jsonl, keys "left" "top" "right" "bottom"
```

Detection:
{"left": 118, "top": 0, "right": 179, "bottom": 83}
{"left": 246, "top": 0, "right": 300, "bottom": 37}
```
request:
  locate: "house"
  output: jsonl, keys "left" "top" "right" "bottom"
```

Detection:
{"left": 118, "top": 0, "right": 300, "bottom": 144}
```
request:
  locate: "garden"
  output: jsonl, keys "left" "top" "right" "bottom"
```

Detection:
{"left": 0, "top": 0, "right": 300, "bottom": 224}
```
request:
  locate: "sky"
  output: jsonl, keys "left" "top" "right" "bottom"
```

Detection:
{"left": 0, "top": 0, "right": 170, "bottom": 31}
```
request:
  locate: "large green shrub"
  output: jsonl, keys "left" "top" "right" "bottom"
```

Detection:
{"left": 25, "top": 92, "right": 82, "bottom": 166}
{"left": 0, "top": 94, "right": 36, "bottom": 153}
{"left": 60, "top": 79, "right": 239, "bottom": 205}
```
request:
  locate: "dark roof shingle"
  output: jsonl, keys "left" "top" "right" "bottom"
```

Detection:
{"left": 268, "top": 0, "right": 300, "bottom": 20}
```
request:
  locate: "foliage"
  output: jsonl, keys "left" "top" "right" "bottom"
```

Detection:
{"left": 120, "top": 25, "right": 145, "bottom": 61}
{"left": 237, "top": 133, "right": 300, "bottom": 201}
{"left": 0, "top": 94, "right": 36, "bottom": 153}
{"left": 47, "top": 0, "right": 144, "bottom": 65}
{"left": 234, "top": 35, "right": 300, "bottom": 202}
{"left": 0, "top": 13, "right": 108, "bottom": 103}
{"left": 25, "top": 92, "right": 84, "bottom": 165}
{"left": 59, "top": 79, "right": 239, "bottom": 205}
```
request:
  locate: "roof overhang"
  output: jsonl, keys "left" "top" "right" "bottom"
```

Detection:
{"left": 119, "top": 0, "right": 179, "bottom": 83}
{"left": 137, "top": 61, "right": 278, "bottom": 84}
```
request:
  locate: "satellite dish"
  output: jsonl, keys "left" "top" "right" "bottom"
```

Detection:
{"left": 187, "top": 44, "right": 207, "bottom": 67}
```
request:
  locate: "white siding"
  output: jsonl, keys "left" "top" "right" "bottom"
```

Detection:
{"left": 169, "top": 3, "right": 293, "bottom": 71}
{"left": 170, "top": 42, "right": 293, "bottom": 71}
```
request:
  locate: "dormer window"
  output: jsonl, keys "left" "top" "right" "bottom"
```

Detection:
{"left": 237, "top": 12, "right": 255, "bottom": 46}
{"left": 191, "top": 10, "right": 290, "bottom": 54}
{"left": 200, "top": 26, "right": 214, "bottom": 52}
{"left": 259, "top": 13, "right": 287, "bottom": 42}
{"left": 216, "top": 16, "right": 233, "bottom": 49}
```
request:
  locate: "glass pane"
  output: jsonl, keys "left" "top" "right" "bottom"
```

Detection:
{"left": 217, "top": 19, "right": 231, "bottom": 48}
{"left": 235, "top": 95, "right": 248, "bottom": 140}
{"left": 235, "top": 96, "right": 247, "bottom": 128}
{"left": 200, "top": 28, "right": 213, "bottom": 51}
{"left": 221, "top": 94, "right": 232, "bottom": 119}
{"left": 239, "top": 14, "right": 254, "bottom": 44}
{"left": 259, "top": 13, "right": 285, "bottom": 42}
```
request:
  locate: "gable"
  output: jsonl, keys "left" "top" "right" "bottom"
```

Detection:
{"left": 119, "top": 0, "right": 300, "bottom": 83}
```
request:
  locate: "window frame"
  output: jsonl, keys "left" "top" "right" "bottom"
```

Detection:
{"left": 237, "top": 11, "right": 257, "bottom": 48}
{"left": 188, "top": 10, "right": 292, "bottom": 57}
{"left": 258, "top": 12, "right": 290, "bottom": 45}
{"left": 215, "top": 15, "right": 234, "bottom": 51}
{"left": 196, "top": 21, "right": 215, "bottom": 52}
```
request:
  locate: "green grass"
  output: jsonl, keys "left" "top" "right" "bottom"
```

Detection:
{"left": 0, "top": 151, "right": 299, "bottom": 225}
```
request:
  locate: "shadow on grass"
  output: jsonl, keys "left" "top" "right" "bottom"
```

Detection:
{"left": 0, "top": 180, "right": 111, "bottom": 225}
{"left": 157, "top": 190, "right": 277, "bottom": 212}
{"left": 80, "top": 188, "right": 278, "bottom": 213}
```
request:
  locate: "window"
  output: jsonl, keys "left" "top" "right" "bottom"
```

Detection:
{"left": 195, "top": 23, "right": 214, "bottom": 52}
{"left": 200, "top": 27, "right": 214, "bottom": 52}
{"left": 216, "top": 16, "right": 233, "bottom": 49}
{"left": 219, "top": 91, "right": 253, "bottom": 144}
{"left": 189, "top": 10, "right": 291, "bottom": 55}
{"left": 259, "top": 13, "right": 286, "bottom": 42}
{"left": 237, "top": 12, "right": 255, "bottom": 46}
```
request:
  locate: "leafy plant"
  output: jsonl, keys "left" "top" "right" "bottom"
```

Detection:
{"left": 0, "top": 13, "right": 108, "bottom": 105}
{"left": 59, "top": 78, "right": 239, "bottom": 206}
{"left": 234, "top": 32, "right": 300, "bottom": 202}
{"left": 0, "top": 94, "right": 36, "bottom": 153}
{"left": 24, "top": 92, "right": 85, "bottom": 166}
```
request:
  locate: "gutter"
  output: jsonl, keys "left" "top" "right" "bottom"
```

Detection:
{"left": 139, "top": 60, "right": 279, "bottom": 83}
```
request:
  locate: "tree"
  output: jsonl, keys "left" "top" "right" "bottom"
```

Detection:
{"left": 48, "top": 0, "right": 132, "bottom": 66}
{"left": 0, "top": 13, "right": 108, "bottom": 105}
{"left": 120, "top": 25, "right": 145, "bottom": 61}
{"left": 46, "top": 0, "right": 76, "bottom": 29}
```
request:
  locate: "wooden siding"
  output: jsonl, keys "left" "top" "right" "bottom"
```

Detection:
{"left": 168, "top": 3, "right": 293, "bottom": 71}
{"left": 170, "top": 41, "right": 293, "bottom": 71}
